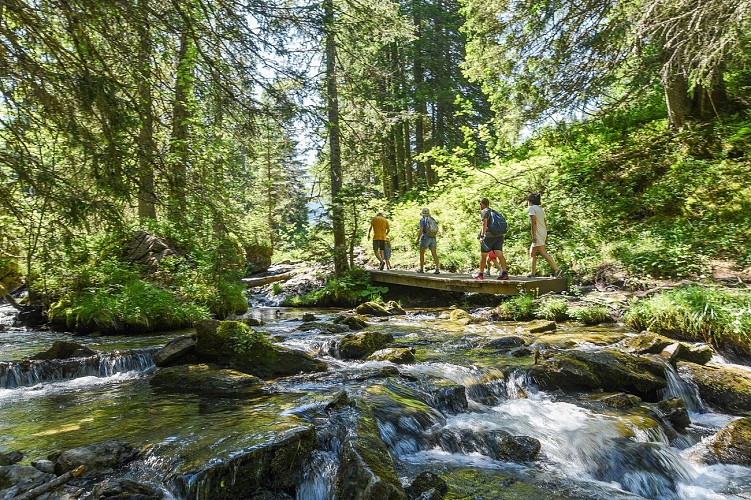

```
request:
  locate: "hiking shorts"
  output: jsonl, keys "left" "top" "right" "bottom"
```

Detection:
{"left": 481, "top": 235, "right": 504, "bottom": 253}
{"left": 420, "top": 235, "right": 436, "bottom": 250}
{"left": 373, "top": 240, "right": 386, "bottom": 253}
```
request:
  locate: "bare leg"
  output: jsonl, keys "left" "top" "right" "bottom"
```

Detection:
{"left": 480, "top": 252, "right": 488, "bottom": 274}
{"left": 497, "top": 251, "right": 508, "bottom": 272}
{"left": 419, "top": 247, "right": 426, "bottom": 270}
{"left": 530, "top": 245, "right": 539, "bottom": 275}
{"left": 430, "top": 247, "right": 440, "bottom": 270}
{"left": 537, "top": 246, "right": 559, "bottom": 273}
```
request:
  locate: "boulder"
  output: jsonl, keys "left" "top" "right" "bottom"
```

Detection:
{"left": 405, "top": 471, "right": 448, "bottom": 500}
{"left": 335, "top": 404, "right": 405, "bottom": 500}
{"left": 621, "top": 333, "right": 675, "bottom": 355}
{"left": 338, "top": 331, "right": 394, "bottom": 360}
{"left": 485, "top": 336, "right": 527, "bottom": 350}
{"left": 524, "top": 320, "right": 556, "bottom": 334}
{"left": 244, "top": 242, "right": 273, "bottom": 273}
{"left": 449, "top": 309, "right": 470, "bottom": 321}
{"left": 655, "top": 398, "right": 691, "bottom": 431}
{"left": 92, "top": 478, "right": 164, "bottom": 499}
{"left": 30, "top": 341, "right": 96, "bottom": 360}
{"left": 30, "top": 459, "right": 55, "bottom": 474}
{"left": 302, "top": 313, "right": 317, "bottom": 322}
{"left": 437, "top": 427, "right": 540, "bottom": 462}
{"left": 194, "top": 320, "right": 327, "bottom": 379}
{"left": 124, "top": 230, "right": 179, "bottom": 272}
{"left": 297, "top": 321, "right": 350, "bottom": 334}
{"left": 333, "top": 314, "right": 368, "bottom": 331}
{"left": 0, "top": 450, "right": 22, "bottom": 466}
{"left": 660, "top": 343, "right": 713, "bottom": 366}
{"left": 530, "top": 349, "right": 667, "bottom": 401}
{"left": 150, "top": 364, "right": 263, "bottom": 395}
{"left": 13, "top": 305, "right": 44, "bottom": 328}
{"left": 241, "top": 317, "right": 264, "bottom": 327}
{"left": 427, "top": 384, "right": 468, "bottom": 414}
{"left": 0, "top": 465, "right": 53, "bottom": 494}
{"left": 598, "top": 393, "right": 643, "bottom": 409}
{"left": 706, "top": 417, "right": 751, "bottom": 466}
{"left": 154, "top": 335, "right": 196, "bottom": 367}
{"left": 54, "top": 440, "right": 139, "bottom": 475}
{"left": 368, "top": 348, "right": 416, "bottom": 364}
{"left": 677, "top": 362, "right": 751, "bottom": 414}
{"left": 384, "top": 301, "right": 406, "bottom": 316}
{"left": 355, "top": 301, "right": 391, "bottom": 317}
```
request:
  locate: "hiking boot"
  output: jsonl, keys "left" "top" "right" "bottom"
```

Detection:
{"left": 526, "top": 273, "right": 536, "bottom": 278}
{"left": 417, "top": 268, "right": 424, "bottom": 273}
{"left": 473, "top": 273, "right": 484, "bottom": 280}
{"left": 497, "top": 271, "right": 509, "bottom": 280}
{"left": 379, "top": 261, "right": 385, "bottom": 271}
{"left": 554, "top": 269, "right": 563, "bottom": 278}
{"left": 433, "top": 269, "right": 440, "bottom": 274}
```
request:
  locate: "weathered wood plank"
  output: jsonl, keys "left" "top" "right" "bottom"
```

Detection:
{"left": 369, "top": 270, "right": 566, "bottom": 295}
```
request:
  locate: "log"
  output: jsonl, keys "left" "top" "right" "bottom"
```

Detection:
{"left": 13, "top": 465, "right": 84, "bottom": 500}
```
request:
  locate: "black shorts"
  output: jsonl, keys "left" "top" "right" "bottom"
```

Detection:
{"left": 373, "top": 240, "right": 386, "bottom": 252}
{"left": 481, "top": 235, "right": 504, "bottom": 253}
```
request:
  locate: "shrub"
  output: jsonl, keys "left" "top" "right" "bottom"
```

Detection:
{"left": 535, "top": 297, "right": 569, "bottom": 322}
{"left": 283, "top": 267, "right": 388, "bottom": 307}
{"left": 624, "top": 285, "right": 751, "bottom": 354}
{"left": 570, "top": 305, "right": 613, "bottom": 325}
{"left": 495, "top": 293, "right": 536, "bottom": 321}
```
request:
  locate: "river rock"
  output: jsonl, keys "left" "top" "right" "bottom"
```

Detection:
{"left": 13, "top": 305, "right": 44, "bottom": 328}
{"left": 406, "top": 471, "right": 448, "bottom": 500}
{"left": 335, "top": 404, "right": 405, "bottom": 500}
{"left": 30, "top": 459, "right": 55, "bottom": 474}
{"left": 660, "top": 342, "right": 713, "bottom": 366}
{"left": 355, "top": 301, "right": 391, "bottom": 317}
{"left": 437, "top": 427, "right": 540, "bottom": 462}
{"left": 297, "top": 321, "right": 350, "bottom": 334}
{"left": 384, "top": 301, "right": 406, "bottom": 315}
{"left": 241, "top": 317, "right": 264, "bottom": 327}
{"left": 333, "top": 314, "right": 368, "bottom": 330}
{"left": 449, "top": 309, "right": 470, "bottom": 322}
{"left": 30, "top": 341, "right": 96, "bottom": 360}
{"left": 171, "top": 427, "right": 317, "bottom": 498}
{"left": 706, "top": 417, "right": 751, "bottom": 466}
{"left": 427, "top": 384, "right": 468, "bottom": 414}
{"left": 154, "top": 335, "right": 196, "bottom": 367}
{"left": 655, "top": 398, "right": 691, "bottom": 431}
{"left": 621, "top": 332, "right": 675, "bottom": 354}
{"left": 150, "top": 364, "right": 263, "bottom": 394}
{"left": 91, "top": 478, "right": 164, "bottom": 499}
{"left": 530, "top": 349, "right": 667, "bottom": 401}
{"left": 124, "top": 230, "right": 179, "bottom": 272}
{"left": 54, "top": 440, "right": 139, "bottom": 475}
{"left": 338, "top": 331, "right": 394, "bottom": 360}
{"left": 368, "top": 347, "right": 416, "bottom": 364}
{"left": 0, "top": 450, "right": 22, "bottom": 466}
{"left": 485, "top": 336, "right": 527, "bottom": 350}
{"left": 0, "top": 465, "right": 54, "bottom": 496}
{"left": 195, "top": 320, "right": 327, "bottom": 379}
{"left": 0, "top": 324, "right": 5, "bottom": 332}
{"left": 302, "top": 313, "right": 317, "bottom": 322}
{"left": 677, "top": 362, "right": 751, "bottom": 414}
{"left": 525, "top": 320, "right": 556, "bottom": 334}
{"left": 598, "top": 393, "right": 643, "bottom": 408}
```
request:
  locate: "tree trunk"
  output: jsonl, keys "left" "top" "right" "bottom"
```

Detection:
{"left": 413, "top": 0, "right": 427, "bottom": 184}
{"left": 324, "top": 0, "right": 348, "bottom": 273}
{"left": 691, "top": 67, "right": 730, "bottom": 120}
{"left": 137, "top": 0, "right": 156, "bottom": 221}
{"left": 168, "top": 28, "right": 193, "bottom": 224}
{"left": 403, "top": 119, "right": 413, "bottom": 189}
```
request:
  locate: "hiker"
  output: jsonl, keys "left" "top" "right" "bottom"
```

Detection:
{"left": 383, "top": 237, "right": 392, "bottom": 270}
{"left": 527, "top": 193, "right": 562, "bottom": 278}
{"left": 416, "top": 208, "right": 440, "bottom": 274}
{"left": 475, "top": 198, "right": 509, "bottom": 280}
{"left": 368, "top": 212, "right": 390, "bottom": 270}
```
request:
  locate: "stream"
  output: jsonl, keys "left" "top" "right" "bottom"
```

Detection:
{"left": 1, "top": 303, "right": 750, "bottom": 499}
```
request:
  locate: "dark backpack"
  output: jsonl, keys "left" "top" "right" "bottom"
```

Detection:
{"left": 423, "top": 216, "right": 439, "bottom": 237}
{"left": 487, "top": 209, "right": 508, "bottom": 236}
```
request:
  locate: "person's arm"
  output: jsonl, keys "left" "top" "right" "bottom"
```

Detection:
{"left": 530, "top": 214, "right": 537, "bottom": 245}
{"left": 416, "top": 220, "right": 423, "bottom": 243}
{"left": 368, "top": 220, "right": 373, "bottom": 240}
{"left": 480, "top": 216, "right": 488, "bottom": 238}
{"left": 386, "top": 221, "right": 390, "bottom": 236}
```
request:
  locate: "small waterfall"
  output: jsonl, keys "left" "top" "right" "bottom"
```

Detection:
{"left": 661, "top": 362, "right": 705, "bottom": 413}
{"left": 0, "top": 347, "right": 157, "bottom": 389}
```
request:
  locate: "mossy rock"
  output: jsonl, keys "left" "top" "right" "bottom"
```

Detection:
{"left": 437, "top": 427, "right": 540, "bottom": 462}
{"left": 524, "top": 320, "right": 556, "bottom": 334}
{"left": 368, "top": 347, "right": 416, "bottom": 364}
{"left": 655, "top": 398, "right": 691, "bottom": 431}
{"left": 333, "top": 314, "right": 368, "bottom": 331}
{"left": 150, "top": 364, "right": 263, "bottom": 395}
{"left": 707, "top": 417, "right": 751, "bottom": 466}
{"left": 621, "top": 332, "right": 675, "bottom": 354}
{"left": 660, "top": 342, "right": 713, "bottom": 366}
{"left": 54, "top": 440, "right": 138, "bottom": 475}
{"left": 384, "top": 301, "right": 406, "bottom": 315}
{"left": 336, "top": 403, "right": 405, "bottom": 499}
{"left": 484, "top": 336, "right": 527, "bottom": 350}
{"left": 530, "top": 349, "right": 667, "bottom": 401}
{"left": 297, "top": 321, "right": 350, "bottom": 334}
{"left": 30, "top": 341, "right": 96, "bottom": 360}
{"left": 195, "top": 320, "right": 327, "bottom": 379}
{"left": 677, "top": 362, "right": 751, "bottom": 414}
{"left": 596, "top": 393, "right": 643, "bottom": 409}
{"left": 449, "top": 309, "right": 471, "bottom": 321}
{"left": 339, "top": 331, "right": 394, "bottom": 360}
{"left": 355, "top": 301, "right": 391, "bottom": 317}
{"left": 406, "top": 471, "right": 448, "bottom": 500}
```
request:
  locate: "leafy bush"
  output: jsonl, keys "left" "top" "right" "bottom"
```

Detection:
{"left": 282, "top": 267, "right": 388, "bottom": 307}
{"left": 570, "top": 305, "right": 613, "bottom": 325}
{"left": 495, "top": 293, "right": 536, "bottom": 321}
{"left": 624, "top": 285, "right": 751, "bottom": 353}
{"left": 535, "top": 297, "right": 569, "bottom": 321}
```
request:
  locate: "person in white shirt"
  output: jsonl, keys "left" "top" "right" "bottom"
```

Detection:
{"left": 527, "top": 193, "right": 562, "bottom": 278}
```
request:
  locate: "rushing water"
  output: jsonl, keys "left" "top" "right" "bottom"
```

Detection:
{"left": 1, "top": 304, "right": 750, "bottom": 499}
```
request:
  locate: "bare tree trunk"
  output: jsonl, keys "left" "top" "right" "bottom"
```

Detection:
{"left": 413, "top": 0, "right": 427, "bottom": 184}
{"left": 137, "top": 0, "right": 156, "bottom": 221}
{"left": 324, "top": 0, "right": 348, "bottom": 273}
{"left": 168, "top": 28, "right": 192, "bottom": 224}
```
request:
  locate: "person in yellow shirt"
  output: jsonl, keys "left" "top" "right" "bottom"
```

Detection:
{"left": 368, "top": 212, "right": 390, "bottom": 270}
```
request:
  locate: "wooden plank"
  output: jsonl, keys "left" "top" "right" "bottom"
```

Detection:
{"left": 369, "top": 270, "right": 566, "bottom": 295}
{"left": 242, "top": 271, "right": 295, "bottom": 288}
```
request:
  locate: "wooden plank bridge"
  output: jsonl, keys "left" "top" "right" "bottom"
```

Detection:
{"left": 368, "top": 269, "right": 567, "bottom": 295}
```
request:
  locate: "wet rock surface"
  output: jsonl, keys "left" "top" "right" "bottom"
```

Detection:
{"left": 677, "top": 361, "right": 751, "bottom": 413}
{"left": 150, "top": 364, "right": 264, "bottom": 394}
{"left": 338, "top": 331, "right": 395, "bottom": 360}
{"left": 54, "top": 440, "right": 139, "bottom": 475}
{"left": 706, "top": 417, "right": 751, "bottom": 466}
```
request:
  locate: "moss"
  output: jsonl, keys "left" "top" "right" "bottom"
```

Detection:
{"left": 709, "top": 418, "right": 751, "bottom": 466}
{"left": 215, "top": 321, "right": 270, "bottom": 353}
{"left": 677, "top": 362, "right": 751, "bottom": 413}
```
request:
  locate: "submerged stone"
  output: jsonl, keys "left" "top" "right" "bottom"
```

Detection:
{"left": 368, "top": 347, "right": 416, "bottom": 364}
{"left": 338, "top": 331, "right": 394, "bottom": 360}
{"left": 706, "top": 417, "right": 751, "bottom": 466}
{"left": 437, "top": 427, "right": 540, "bottom": 462}
{"left": 677, "top": 361, "right": 751, "bottom": 414}
{"left": 297, "top": 321, "right": 350, "bottom": 334}
{"left": 150, "top": 364, "right": 263, "bottom": 395}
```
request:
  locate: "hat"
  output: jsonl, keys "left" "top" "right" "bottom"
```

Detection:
{"left": 376, "top": 212, "right": 384, "bottom": 217}
{"left": 421, "top": 208, "right": 430, "bottom": 216}
{"left": 478, "top": 197, "right": 489, "bottom": 206}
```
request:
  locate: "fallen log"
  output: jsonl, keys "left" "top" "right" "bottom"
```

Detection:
{"left": 13, "top": 465, "right": 84, "bottom": 500}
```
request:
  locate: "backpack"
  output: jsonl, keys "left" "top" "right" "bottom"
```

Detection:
{"left": 487, "top": 209, "right": 508, "bottom": 236}
{"left": 423, "top": 216, "right": 439, "bottom": 237}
